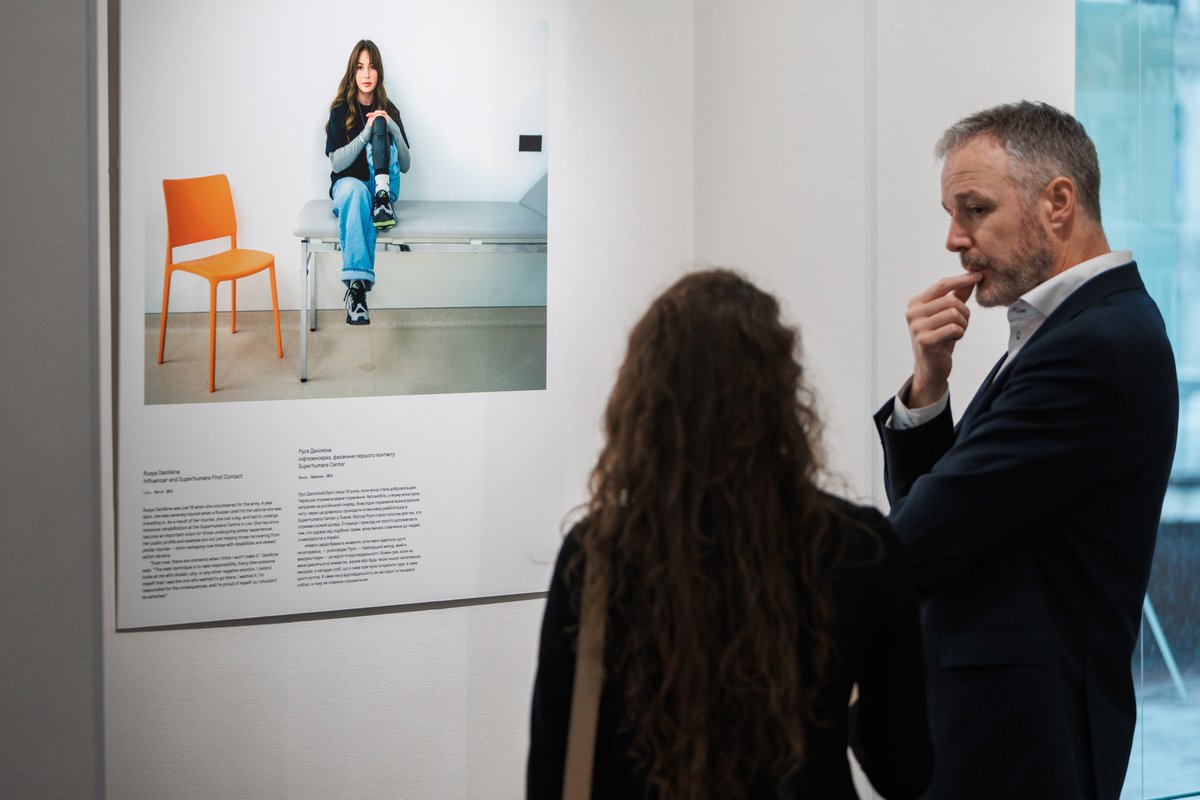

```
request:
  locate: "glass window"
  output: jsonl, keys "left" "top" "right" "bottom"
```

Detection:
{"left": 1077, "top": 1, "right": 1200, "bottom": 797}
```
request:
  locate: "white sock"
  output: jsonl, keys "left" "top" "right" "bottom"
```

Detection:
{"left": 374, "top": 174, "right": 389, "bottom": 195}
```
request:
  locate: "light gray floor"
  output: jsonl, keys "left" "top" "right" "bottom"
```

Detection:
{"left": 146, "top": 307, "right": 546, "bottom": 404}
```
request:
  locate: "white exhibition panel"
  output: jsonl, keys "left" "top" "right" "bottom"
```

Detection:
{"left": 116, "top": 0, "right": 561, "bottom": 629}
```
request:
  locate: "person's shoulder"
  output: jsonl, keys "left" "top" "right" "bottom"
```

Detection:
{"left": 386, "top": 99, "right": 402, "bottom": 117}
{"left": 1067, "top": 262, "right": 1163, "bottom": 327}
{"left": 818, "top": 492, "right": 904, "bottom": 565}
{"left": 327, "top": 101, "right": 349, "bottom": 125}
{"left": 1038, "top": 262, "right": 1173, "bottom": 371}
{"left": 562, "top": 519, "right": 586, "bottom": 550}
{"left": 555, "top": 517, "right": 592, "bottom": 565}
{"left": 820, "top": 493, "right": 888, "bottom": 538}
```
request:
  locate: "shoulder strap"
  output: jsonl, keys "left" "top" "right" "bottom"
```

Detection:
{"left": 562, "top": 565, "right": 607, "bottom": 800}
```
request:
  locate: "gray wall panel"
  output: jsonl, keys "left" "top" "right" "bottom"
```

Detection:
{"left": 0, "top": 0, "right": 103, "bottom": 798}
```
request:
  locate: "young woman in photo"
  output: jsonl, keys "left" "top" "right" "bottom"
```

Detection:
{"left": 325, "top": 39, "right": 411, "bottom": 325}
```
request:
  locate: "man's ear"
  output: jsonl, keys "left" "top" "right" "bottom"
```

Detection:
{"left": 1044, "top": 176, "right": 1076, "bottom": 230}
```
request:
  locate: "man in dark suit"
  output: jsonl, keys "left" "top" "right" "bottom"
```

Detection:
{"left": 875, "top": 101, "right": 1178, "bottom": 799}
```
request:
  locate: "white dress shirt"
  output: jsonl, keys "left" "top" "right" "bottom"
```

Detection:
{"left": 890, "top": 250, "right": 1132, "bottom": 429}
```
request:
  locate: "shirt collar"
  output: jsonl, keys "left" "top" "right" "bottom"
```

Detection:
{"left": 1017, "top": 250, "right": 1132, "bottom": 318}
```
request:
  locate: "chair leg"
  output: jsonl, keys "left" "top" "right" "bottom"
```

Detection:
{"left": 157, "top": 268, "right": 173, "bottom": 364}
{"left": 268, "top": 263, "right": 283, "bottom": 358}
{"left": 231, "top": 278, "right": 237, "bottom": 333}
{"left": 208, "top": 281, "right": 218, "bottom": 393}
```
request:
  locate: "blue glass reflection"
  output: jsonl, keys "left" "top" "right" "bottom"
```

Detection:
{"left": 1078, "top": 1, "right": 1200, "bottom": 797}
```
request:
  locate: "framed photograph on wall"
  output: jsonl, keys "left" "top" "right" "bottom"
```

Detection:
{"left": 114, "top": 0, "right": 563, "bottom": 628}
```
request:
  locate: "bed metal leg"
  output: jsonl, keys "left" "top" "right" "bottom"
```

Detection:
{"left": 309, "top": 250, "right": 318, "bottom": 332}
{"left": 300, "top": 240, "right": 309, "bottom": 382}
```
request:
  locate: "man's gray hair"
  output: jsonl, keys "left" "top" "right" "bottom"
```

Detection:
{"left": 936, "top": 100, "right": 1102, "bottom": 223}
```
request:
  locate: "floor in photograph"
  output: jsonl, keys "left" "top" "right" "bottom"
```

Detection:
{"left": 146, "top": 307, "right": 546, "bottom": 404}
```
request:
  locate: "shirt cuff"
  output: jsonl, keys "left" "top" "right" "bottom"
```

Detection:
{"left": 888, "top": 377, "right": 949, "bottom": 430}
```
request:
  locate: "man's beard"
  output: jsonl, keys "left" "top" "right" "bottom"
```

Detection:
{"left": 961, "top": 218, "right": 1054, "bottom": 307}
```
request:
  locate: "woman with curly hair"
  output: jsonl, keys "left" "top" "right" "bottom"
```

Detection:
{"left": 325, "top": 39, "right": 411, "bottom": 325}
{"left": 528, "top": 270, "right": 933, "bottom": 799}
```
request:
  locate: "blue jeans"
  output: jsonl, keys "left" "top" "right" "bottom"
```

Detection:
{"left": 331, "top": 139, "right": 401, "bottom": 289}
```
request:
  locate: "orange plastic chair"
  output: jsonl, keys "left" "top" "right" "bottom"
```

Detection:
{"left": 158, "top": 174, "right": 283, "bottom": 392}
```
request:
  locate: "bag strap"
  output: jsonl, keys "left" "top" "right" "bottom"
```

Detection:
{"left": 562, "top": 564, "right": 607, "bottom": 800}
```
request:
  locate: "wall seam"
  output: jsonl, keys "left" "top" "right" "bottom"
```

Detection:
{"left": 87, "top": 0, "right": 107, "bottom": 796}
{"left": 864, "top": 0, "right": 879, "bottom": 506}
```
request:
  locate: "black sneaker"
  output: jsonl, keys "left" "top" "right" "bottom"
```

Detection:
{"left": 345, "top": 280, "right": 370, "bottom": 325}
{"left": 372, "top": 190, "right": 396, "bottom": 229}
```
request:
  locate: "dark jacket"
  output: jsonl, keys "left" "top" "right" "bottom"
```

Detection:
{"left": 527, "top": 496, "right": 933, "bottom": 799}
{"left": 875, "top": 263, "right": 1178, "bottom": 799}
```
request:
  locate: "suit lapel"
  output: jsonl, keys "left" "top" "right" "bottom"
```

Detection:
{"left": 953, "top": 262, "right": 1142, "bottom": 438}
{"left": 956, "top": 352, "right": 1008, "bottom": 435}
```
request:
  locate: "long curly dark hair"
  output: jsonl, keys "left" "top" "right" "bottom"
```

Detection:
{"left": 328, "top": 40, "right": 393, "bottom": 140}
{"left": 573, "top": 269, "right": 850, "bottom": 799}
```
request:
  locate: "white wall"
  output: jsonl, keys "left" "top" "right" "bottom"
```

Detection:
{"left": 693, "top": 0, "right": 871, "bottom": 498}
{"left": 694, "top": 0, "right": 1075, "bottom": 502}
{"left": 101, "top": 1, "right": 1076, "bottom": 798}
{"left": 105, "top": 0, "right": 697, "bottom": 797}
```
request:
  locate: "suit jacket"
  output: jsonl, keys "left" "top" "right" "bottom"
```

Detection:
{"left": 874, "top": 263, "right": 1178, "bottom": 799}
{"left": 527, "top": 496, "right": 934, "bottom": 799}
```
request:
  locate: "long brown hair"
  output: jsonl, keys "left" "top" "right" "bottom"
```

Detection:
{"left": 574, "top": 269, "right": 850, "bottom": 799}
{"left": 327, "top": 39, "right": 392, "bottom": 141}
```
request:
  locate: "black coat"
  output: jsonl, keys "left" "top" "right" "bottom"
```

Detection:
{"left": 527, "top": 497, "right": 934, "bottom": 799}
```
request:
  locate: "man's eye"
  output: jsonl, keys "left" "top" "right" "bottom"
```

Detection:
{"left": 967, "top": 206, "right": 986, "bottom": 217}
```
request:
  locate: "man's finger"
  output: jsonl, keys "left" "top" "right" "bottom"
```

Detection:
{"left": 912, "top": 271, "right": 983, "bottom": 303}
{"left": 911, "top": 306, "right": 969, "bottom": 336}
{"left": 906, "top": 291, "right": 972, "bottom": 324}
{"left": 951, "top": 278, "right": 978, "bottom": 304}
{"left": 916, "top": 322, "right": 967, "bottom": 348}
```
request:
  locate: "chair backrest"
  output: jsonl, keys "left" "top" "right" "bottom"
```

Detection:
{"left": 162, "top": 173, "right": 238, "bottom": 251}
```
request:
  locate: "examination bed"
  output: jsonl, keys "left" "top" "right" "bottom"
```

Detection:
{"left": 292, "top": 175, "right": 548, "bottom": 382}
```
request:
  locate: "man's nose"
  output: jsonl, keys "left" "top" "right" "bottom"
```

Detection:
{"left": 945, "top": 219, "right": 970, "bottom": 253}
